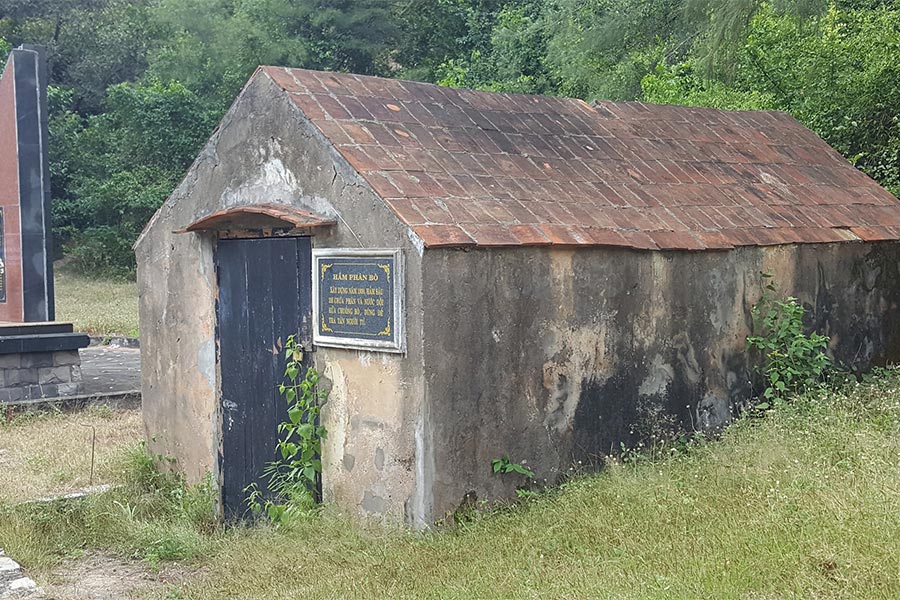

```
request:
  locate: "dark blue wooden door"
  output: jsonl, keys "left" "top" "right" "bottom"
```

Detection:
{"left": 215, "top": 236, "right": 312, "bottom": 519}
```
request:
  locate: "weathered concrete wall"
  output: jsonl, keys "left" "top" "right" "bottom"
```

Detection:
{"left": 421, "top": 242, "right": 900, "bottom": 522}
{"left": 137, "top": 217, "right": 217, "bottom": 482}
{"left": 137, "top": 71, "right": 426, "bottom": 523}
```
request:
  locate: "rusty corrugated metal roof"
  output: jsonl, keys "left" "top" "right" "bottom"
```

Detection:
{"left": 261, "top": 66, "right": 900, "bottom": 250}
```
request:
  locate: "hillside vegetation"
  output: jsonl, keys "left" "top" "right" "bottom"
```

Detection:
{"left": 1, "top": 0, "right": 899, "bottom": 276}
{"left": 2, "top": 370, "right": 900, "bottom": 598}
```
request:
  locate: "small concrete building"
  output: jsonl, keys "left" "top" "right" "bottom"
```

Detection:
{"left": 137, "top": 66, "right": 900, "bottom": 527}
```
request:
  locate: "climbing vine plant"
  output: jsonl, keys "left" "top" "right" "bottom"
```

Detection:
{"left": 246, "top": 335, "right": 328, "bottom": 522}
{"left": 746, "top": 274, "right": 831, "bottom": 407}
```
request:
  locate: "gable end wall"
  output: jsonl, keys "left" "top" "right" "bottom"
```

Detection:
{"left": 137, "top": 73, "right": 428, "bottom": 525}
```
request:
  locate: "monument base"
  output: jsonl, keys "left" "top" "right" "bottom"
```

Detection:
{"left": 0, "top": 322, "right": 90, "bottom": 403}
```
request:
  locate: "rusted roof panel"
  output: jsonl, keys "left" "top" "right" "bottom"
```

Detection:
{"left": 177, "top": 203, "right": 336, "bottom": 233}
{"left": 261, "top": 66, "right": 900, "bottom": 250}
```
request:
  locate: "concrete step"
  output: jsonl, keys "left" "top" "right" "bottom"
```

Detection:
{"left": 0, "top": 332, "right": 90, "bottom": 355}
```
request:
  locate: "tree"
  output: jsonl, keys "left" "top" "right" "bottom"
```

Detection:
{"left": 0, "top": 0, "right": 157, "bottom": 113}
{"left": 394, "top": 0, "right": 507, "bottom": 82}
{"left": 640, "top": 4, "right": 900, "bottom": 196}
{"left": 51, "top": 79, "right": 218, "bottom": 276}
{"left": 149, "top": 0, "right": 401, "bottom": 107}
{"left": 434, "top": 0, "right": 556, "bottom": 94}
{"left": 4, "top": 0, "right": 898, "bottom": 278}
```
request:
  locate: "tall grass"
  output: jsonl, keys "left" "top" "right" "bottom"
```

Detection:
{"left": 0, "top": 442, "right": 222, "bottom": 572}
{"left": 179, "top": 371, "right": 900, "bottom": 599}
{"left": 3, "top": 371, "right": 900, "bottom": 598}
{"left": 54, "top": 267, "right": 139, "bottom": 337}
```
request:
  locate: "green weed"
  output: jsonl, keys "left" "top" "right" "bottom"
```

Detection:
{"left": 0, "top": 442, "right": 223, "bottom": 574}
{"left": 747, "top": 274, "right": 831, "bottom": 407}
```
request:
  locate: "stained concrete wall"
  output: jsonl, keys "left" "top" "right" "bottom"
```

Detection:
{"left": 420, "top": 242, "right": 900, "bottom": 522}
{"left": 137, "top": 71, "right": 426, "bottom": 523}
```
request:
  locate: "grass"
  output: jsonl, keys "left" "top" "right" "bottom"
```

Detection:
{"left": 3, "top": 371, "right": 900, "bottom": 598}
{"left": 0, "top": 406, "right": 143, "bottom": 502}
{"left": 54, "top": 268, "right": 139, "bottom": 337}
{"left": 0, "top": 441, "right": 220, "bottom": 573}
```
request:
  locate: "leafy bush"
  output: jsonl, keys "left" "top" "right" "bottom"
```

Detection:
{"left": 50, "top": 79, "right": 219, "bottom": 277}
{"left": 746, "top": 276, "right": 831, "bottom": 406}
{"left": 64, "top": 227, "right": 139, "bottom": 279}
{"left": 491, "top": 456, "right": 535, "bottom": 478}
{"left": 641, "top": 61, "right": 777, "bottom": 110}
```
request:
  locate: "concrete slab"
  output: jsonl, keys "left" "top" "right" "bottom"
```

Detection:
{"left": 79, "top": 346, "right": 140, "bottom": 396}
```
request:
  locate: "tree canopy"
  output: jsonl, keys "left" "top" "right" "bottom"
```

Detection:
{"left": 0, "top": 0, "right": 898, "bottom": 276}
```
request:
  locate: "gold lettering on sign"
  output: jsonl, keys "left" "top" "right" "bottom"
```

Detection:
{"left": 320, "top": 259, "right": 394, "bottom": 339}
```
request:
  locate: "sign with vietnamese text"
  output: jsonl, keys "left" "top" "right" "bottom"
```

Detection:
{"left": 312, "top": 249, "right": 403, "bottom": 352}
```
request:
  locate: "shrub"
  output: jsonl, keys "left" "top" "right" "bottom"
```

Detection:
{"left": 746, "top": 276, "right": 831, "bottom": 406}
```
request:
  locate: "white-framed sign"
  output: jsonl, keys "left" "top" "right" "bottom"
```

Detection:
{"left": 312, "top": 248, "right": 404, "bottom": 353}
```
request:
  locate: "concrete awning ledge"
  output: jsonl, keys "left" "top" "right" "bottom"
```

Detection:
{"left": 175, "top": 203, "right": 337, "bottom": 234}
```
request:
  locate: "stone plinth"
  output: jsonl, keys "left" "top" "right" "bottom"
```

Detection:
{"left": 0, "top": 323, "right": 89, "bottom": 403}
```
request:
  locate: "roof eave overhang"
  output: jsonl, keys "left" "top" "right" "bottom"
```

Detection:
{"left": 174, "top": 203, "right": 337, "bottom": 234}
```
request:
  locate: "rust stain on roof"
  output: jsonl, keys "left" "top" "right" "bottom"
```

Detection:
{"left": 178, "top": 203, "right": 337, "bottom": 233}
{"left": 261, "top": 65, "right": 900, "bottom": 251}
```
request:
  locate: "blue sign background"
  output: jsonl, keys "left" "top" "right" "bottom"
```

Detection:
{"left": 317, "top": 256, "right": 395, "bottom": 340}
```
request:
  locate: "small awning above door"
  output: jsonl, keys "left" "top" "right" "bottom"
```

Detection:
{"left": 176, "top": 203, "right": 337, "bottom": 234}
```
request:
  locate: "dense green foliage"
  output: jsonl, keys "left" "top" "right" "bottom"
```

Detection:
{"left": 1, "top": 0, "right": 898, "bottom": 275}
{"left": 50, "top": 79, "right": 218, "bottom": 275}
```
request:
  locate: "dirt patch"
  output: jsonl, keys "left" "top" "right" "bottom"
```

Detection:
{"left": 41, "top": 552, "right": 191, "bottom": 600}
